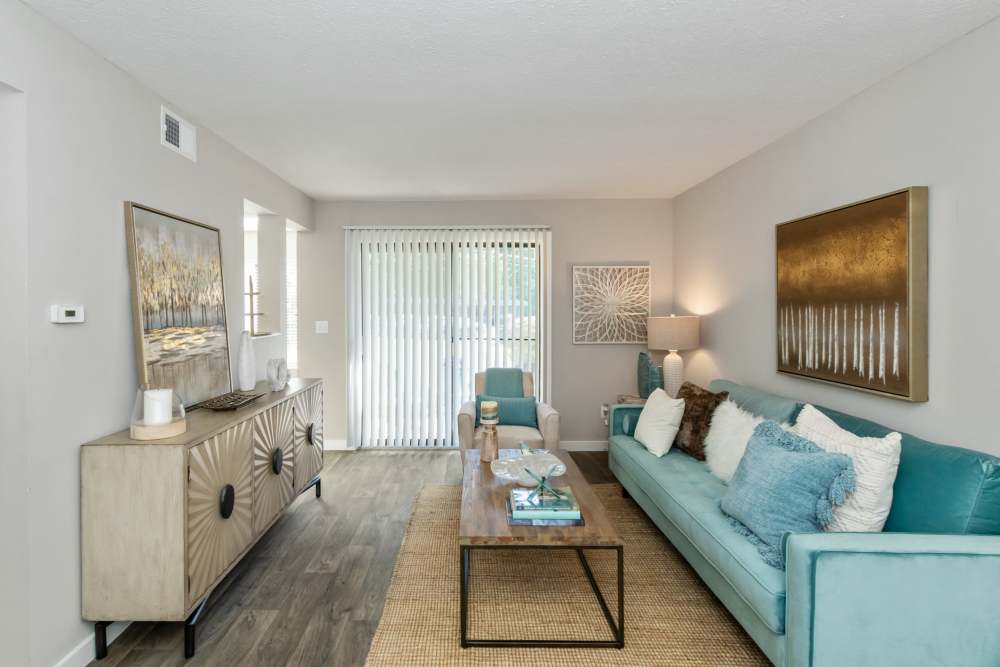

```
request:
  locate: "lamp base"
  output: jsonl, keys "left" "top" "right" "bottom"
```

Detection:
{"left": 663, "top": 351, "right": 684, "bottom": 398}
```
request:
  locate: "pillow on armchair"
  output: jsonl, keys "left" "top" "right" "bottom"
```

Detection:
{"left": 476, "top": 395, "right": 538, "bottom": 427}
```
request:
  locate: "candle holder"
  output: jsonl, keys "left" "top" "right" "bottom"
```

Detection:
{"left": 480, "top": 418, "right": 499, "bottom": 463}
{"left": 130, "top": 386, "right": 187, "bottom": 440}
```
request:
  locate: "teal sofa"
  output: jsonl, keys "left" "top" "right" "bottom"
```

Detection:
{"left": 608, "top": 379, "right": 1000, "bottom": 666}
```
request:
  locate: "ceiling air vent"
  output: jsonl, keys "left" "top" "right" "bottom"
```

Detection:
{"left": 160, "top": 106, "right": 197, "bottom": 161}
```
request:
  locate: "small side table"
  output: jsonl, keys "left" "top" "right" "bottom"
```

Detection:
{"left": 602, "top": 395, "right": 647, "bottom": 426}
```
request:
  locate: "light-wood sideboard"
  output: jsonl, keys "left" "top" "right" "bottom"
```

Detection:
{"left": 81, "top": 378, "right": 324, "bottom": 660}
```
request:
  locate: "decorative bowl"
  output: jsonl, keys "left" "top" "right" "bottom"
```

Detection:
{"left": 490, "top": 452, "right": 566, "bottom": 487}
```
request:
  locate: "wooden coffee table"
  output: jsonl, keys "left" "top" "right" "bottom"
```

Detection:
{"left": 458, "top": 449, "right": 625, "bottom": 648}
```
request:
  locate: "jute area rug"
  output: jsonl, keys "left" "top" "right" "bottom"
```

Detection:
{"left": 365, "top": 483, "right": 769, "bottom": 666}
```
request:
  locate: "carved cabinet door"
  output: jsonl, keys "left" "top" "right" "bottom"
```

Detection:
{"left": 187, "top": 420, "right": 253, "bottom": 605}
{"left": 252, "top": 401, "right": 294, "bottom": 534}
{"left": 293, "top": 385, "right": 324, "bottom": 492}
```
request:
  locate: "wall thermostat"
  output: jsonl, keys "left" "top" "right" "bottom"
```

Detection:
{"left": 50, "top": 304, "right": 85, "bottom": 324}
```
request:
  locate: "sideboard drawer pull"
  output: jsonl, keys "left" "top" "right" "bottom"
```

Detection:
{"left": 219, "top": 484, "right": 235, "bottom": 519}
{"left": 271, "top": 447, "right": 284, "bottom": 475}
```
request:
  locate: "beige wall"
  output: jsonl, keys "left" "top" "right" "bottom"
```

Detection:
{"left": 673, "top": 17, "right": 1000, "bottom": 455}
{"left": 0, "top": 1, "right": 312, "bottom": 664}
{"left": 298, "top": 199, "right": 673, "bottom": 445}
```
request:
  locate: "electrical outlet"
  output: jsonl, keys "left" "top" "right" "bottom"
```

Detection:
{"left": 315, "top": 320, "right": 329, "bottom": 334}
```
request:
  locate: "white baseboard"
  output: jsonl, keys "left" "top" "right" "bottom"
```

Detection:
{"left": 324, "top": 439, "right": 354, "bottom": 451}
{"left": 55, "top": 621, "right": 130, "bottom": 667}
{"left": 559, "top": 440, "right": 609, "bottom": 452}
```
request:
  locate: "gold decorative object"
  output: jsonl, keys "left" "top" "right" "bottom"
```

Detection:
{"left": 776, "top": 187, "right": 927, "bottom": 401}
{"left": 480, "top": 423, "right": 499, "bottom": 463}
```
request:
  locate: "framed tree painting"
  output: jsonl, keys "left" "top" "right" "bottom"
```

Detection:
{"left": 776, "top": 187, "right": 928, "bottom": 401}
{"left": 572, "top": 264, "right": 650, "bottom": 344}
{"left": 125, "top": 202, "right": 232, "bottom": 406}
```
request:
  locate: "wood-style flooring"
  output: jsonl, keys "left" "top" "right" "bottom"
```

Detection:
{"left": 91, "top": 450, "right": 614, "bottom": 667}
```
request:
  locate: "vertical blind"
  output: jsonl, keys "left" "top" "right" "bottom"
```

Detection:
{"left": 346, "top": 227, "right": 550, "bottom": 448}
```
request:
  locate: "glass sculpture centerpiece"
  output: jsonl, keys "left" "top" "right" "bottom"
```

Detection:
{"left": 490, "top": 449, "right": 567, "bottom": 487}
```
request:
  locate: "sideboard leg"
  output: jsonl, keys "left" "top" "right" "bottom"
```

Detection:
{"left": 301, "top": 475, "right": 322, "bottom": 499}
{"left": 621, "top": 486, "right": 631, "bottom": 499}
{"left": 184, "top": 596, "right": 209, "bottom": 659}
{"left": 94, "top": 621, "right": 111, "bottom": 660}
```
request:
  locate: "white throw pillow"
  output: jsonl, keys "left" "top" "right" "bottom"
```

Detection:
{"left": 704, "top": 400, "right": 765, "bottom": 483}
{"left": 792, "top": 404, "right": 902, "bottom": 532}
{"left": 633, "top": 389, "right": 685, "bottom": 457}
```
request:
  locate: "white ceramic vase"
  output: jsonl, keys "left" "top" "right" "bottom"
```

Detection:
{"left": 267, "top": 358, "right": 289, "bottom": 392}
{"left": 237, "top": 330, "right": 256, "bottom": 391}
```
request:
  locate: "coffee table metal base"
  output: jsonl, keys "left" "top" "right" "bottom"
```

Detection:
{"left": 459, "top": 544, "right": 624, "bottom": 649}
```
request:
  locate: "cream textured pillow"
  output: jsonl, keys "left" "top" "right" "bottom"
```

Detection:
{"left": 704, "top": 400, "right": 765, "bottom": 483}
{"left": 633, "top": 388, "right": 685, "bottom": 457}
{"left": 792, "top": 404, "right": 902, "bottom": 532}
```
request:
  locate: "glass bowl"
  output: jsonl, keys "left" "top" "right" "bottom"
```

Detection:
{"left": 490, "top": 452, "right": 566, "bottom": 486}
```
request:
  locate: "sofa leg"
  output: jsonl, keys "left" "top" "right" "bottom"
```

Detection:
{"left": 621, "top": 486, "right": 630, "bottom": 499}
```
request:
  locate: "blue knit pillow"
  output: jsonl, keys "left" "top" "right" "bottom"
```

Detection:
{"left": 721, "top": 421, "right": 855, "bottom": 569}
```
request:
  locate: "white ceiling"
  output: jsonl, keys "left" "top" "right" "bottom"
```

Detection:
{"left": 25, "top": 1, "right": 1000, "bottom": 200}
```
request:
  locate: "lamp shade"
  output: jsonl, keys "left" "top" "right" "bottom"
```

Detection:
{"left": 647, "top": 315, "right": 700, "bottom": 351}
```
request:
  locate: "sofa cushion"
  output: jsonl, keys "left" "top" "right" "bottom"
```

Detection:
{"left": 708, "top": 379, "right": 802, "bottom": 424}
{"left": 609, "top": 435, "right": 787, "bottom": 633}
{"left": 814, "top": 405, "right": 1000, "bottom": 535}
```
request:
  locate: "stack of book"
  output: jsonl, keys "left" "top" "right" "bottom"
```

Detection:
{"left": 506, "top": 487, "right": 583, "bottom": 526}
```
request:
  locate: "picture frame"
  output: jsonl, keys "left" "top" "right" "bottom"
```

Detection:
{"left": 775, "top": 187, "right": 928, "bottom": 401}
{"left": 572, "top": 264, "right": 651, "bottom": 344}
{"left": 125, "top": 202, "right": 233, "bottom": 406}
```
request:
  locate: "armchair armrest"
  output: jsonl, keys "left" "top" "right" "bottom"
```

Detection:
{"left": 457, "top": 401, "right": 476, "bottom": 451}
{"left": 785, "top": 532, "right": 1000, "bottom": 666}
{"left": 609, "top": 404, "right": 643, "bottom": 438}
{"left": 536, "top": 402, "right": 560, "bottom": 449}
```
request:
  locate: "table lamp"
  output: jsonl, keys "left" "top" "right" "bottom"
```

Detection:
{"left": 647, "top": 315, "right": 700, "bottom": 397}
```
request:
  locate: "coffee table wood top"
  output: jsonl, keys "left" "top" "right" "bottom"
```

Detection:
{"left": 459, "top": 449, "right": 623, "bottom": 547}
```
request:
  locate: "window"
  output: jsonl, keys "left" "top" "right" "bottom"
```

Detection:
{"left": 286, "top": 228, "right": 299, "bottom": 371}
{"left": 242, "top": 216, "right": 259, "bottom": 333}
{"left": 345, "top": 227, "right": 550, "bottom": 448}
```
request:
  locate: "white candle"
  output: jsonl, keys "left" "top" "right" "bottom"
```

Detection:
{"left": 144, "top": 388, "right": 173, "bottom": 426}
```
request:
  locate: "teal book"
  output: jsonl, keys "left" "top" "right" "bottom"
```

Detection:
{"left": 510, "top": 487, "right": 581, "bottom": 520}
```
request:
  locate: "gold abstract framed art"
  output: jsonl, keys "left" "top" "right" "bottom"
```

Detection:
{"left": 776, "top": 187, "right": 928, "bottom": 401}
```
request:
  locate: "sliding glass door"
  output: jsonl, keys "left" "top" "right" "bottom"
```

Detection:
{"left": 345, "top": 227, "right": 549, "bottom": 448}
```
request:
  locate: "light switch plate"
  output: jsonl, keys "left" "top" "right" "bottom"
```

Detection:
{"left": 50, "top": 304, "right": 85, "bottom": 323}
{"left": 315, "top": 320, "right": 329, "bottom": 334}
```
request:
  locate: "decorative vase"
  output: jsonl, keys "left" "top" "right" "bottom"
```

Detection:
{"left": 237, "top": 330, "right": 256, "bottom": 391}
{"left": 267, "top": 358, "right": 289, "bottom": 392}
{"left": 481, "top": 422, "right": 499, "bottom": 462}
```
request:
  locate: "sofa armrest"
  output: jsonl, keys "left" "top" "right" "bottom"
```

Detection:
{"left": 457, "top": 401, "right": 476, "bottom": 451}
{"left": 785, "top": 532, "right": 1000, "bottom": 666}
{"left": 609, "top": 404, "right": 643, "bottom": 438}
{"left": 537, "top": 402, "right": 560, "bottom": 449}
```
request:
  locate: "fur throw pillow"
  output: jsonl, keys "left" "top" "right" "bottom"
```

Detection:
{"left": 674, "top": 382, "right": 728, "bottom": 460}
